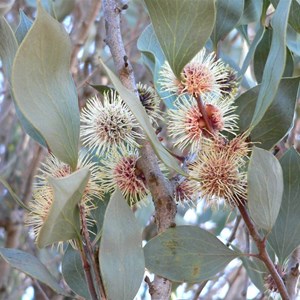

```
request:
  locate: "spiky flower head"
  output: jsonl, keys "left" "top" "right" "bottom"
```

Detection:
{"left": 216, "top": 64, "right": 239, "bottom": 99}
{"left": 174, "top": 178, "right": 199, "bottom": 205}
{"left": 26, "top": 154, "right": 103, "bottom": 243}
{"left": 102, "top": 148, "right": 149, "bottom": 206}
{"left": 80, "top": 91, "right": 142, "bottom": 156}
{"left": 137, "top": 82, "right": 162, "bottom": 125}
{"left": 189, "top": 135, "right": 249, "bottom": 208}
{"left": 167, "top": 95, "right": 238, "bottom": 153}
{"left": 159, "top": 48, "right": 229, "bottom": 98}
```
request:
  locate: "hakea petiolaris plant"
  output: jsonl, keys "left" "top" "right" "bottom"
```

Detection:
{"left": 0, "top": 1, "right": 299, "bottom": 300}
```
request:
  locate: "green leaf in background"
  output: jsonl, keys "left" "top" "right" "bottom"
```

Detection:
{"left": 99, "top": 60, "right": 187, "bottom": 176}
{"left": 286, "top": 25, "right": 300, "bottom": 56}
{"left": 15, "top": 11, "right": 33, "bottom": 44}
{"left": 144, "top": 0, "right": 216, "bottom": 78}
{"left": 239, "top": 0, "right": 263, "bottom": 24}
{"left": 250, "top": 0, "right": 292, "bottom": 128}
{"left": 254, "top": 28, "right": 294, "bottom": 82}
{"left": 211, "top": 0, "right": 244, "bottom": 47}
{"left": 247, "top": 147, "right": 283, "bottom": 231}
{"left": 236, "top": 77, "right": 299, "bottom": 150}
{"left": 37, "top": 167, "right": 90, "bottom": 248}
{"left": 0, "top": 248, "right": 69, "bottom": 296}
{"left": 271, "top": 0, "right": 300, "bottom": 34}
{"left": 268, "top": 148, "right": 300, "bottom": 264}
{"left": 99, "top": 189, "right": 145, "bottom": 300}
{"left": 0, "top": 16, "right": 47, "bottom": 148}
{"left": 62, "top": 245, "right": 90, "bottom": 300}
{"left": 137, "top": 24, "right": 176, "bottom": 108}
{"left": 12, "top": 2, "right": 80, "bottom": 170}
{"left": 144, "top": 226, "right": 239, "bottom": 283}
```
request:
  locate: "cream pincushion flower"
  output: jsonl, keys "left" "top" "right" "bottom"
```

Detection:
{"left": 159, "top": 48, "right": 229, "bottom": 98}
{"left": 167, "top": 95, "right": 238, "bottom": 153}
{"left": 189, "top": 135, "right": 249, "bottom": 208}
{"left": 80, "top": 90, "right": 142, "bottom": 156}
{"left": 101, "top": 148, "right": 149, "bottom": 206}
{"left": 26, "top": 154, "right": 103, "bottom": 242}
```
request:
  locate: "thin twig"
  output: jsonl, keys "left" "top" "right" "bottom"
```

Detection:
{"left": 237, "top": 203, "right": 290, "bottom": 300}
{"left": 79, "top": 205, "right": 106, "bottom": 300}
{"left": 77, "top": 239, "right": 99, "bottom": 300}
{"left": 285, "top": 247, "right": 300, "bottom": 299}
{"left": 70, "top": 0, "right": 102, "bottom": 74}
{"left": 33, "top": 279, "right": 50, "bottom": 300}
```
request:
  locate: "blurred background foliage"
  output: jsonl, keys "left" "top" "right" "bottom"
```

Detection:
{"left": 0, "top": 0, "right": 299, "bottom": 299}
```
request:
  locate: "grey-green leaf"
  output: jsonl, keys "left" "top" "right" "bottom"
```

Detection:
{"left": 0, "top": 248, "right": 69, "bottom": 296}
{"left": 37, "top": 167, "right": 90, "bottom": 248}
{"left": 15, "top": 10, "right": 33, "bottom": 44}
{"left": 99, "top": 189, "right": 145, "bottom": 300}
{"left": 247, "top": 147, "right": 283, "bottom": 231}
{"left": 144, "top": 0, "right": 216, "bottom": 78}
{"left": 236, "top": 77, "right": 299, "bottom": 150}
{"left": 239, "top": 0, "right": 263, "bottom": 24}
{"left": 250, "top": 0, "right": 292, "bottom": 128}
{"left": 137, "top": 24, "right": 176, "bottom": 108}
{"left": 12, "top": 2, "right": 80, "bottom": 169}
{"left": 99, "top": 60, "right": 187, "bottom": 176}
{"left": 271, "top": 0, "right": 300, "bottom": 33}
{"left": 62, "top": 245, "right": 90, "bottom": 300}
{"left": 211, "top": 0, "right": 244, "bottom": 47}
{"left": 144, "top": 226, "right": 239, "bottom": 283}
{"left": 0, "top": 16, "right": 47, "bottom": 148}
{"left": 254, "top": 28, "right": 294, "bottom": 82}
{"left": 268, "top": 148, "right": 300, "bottom": 264}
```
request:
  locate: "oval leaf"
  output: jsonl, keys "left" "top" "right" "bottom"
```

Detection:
{"left": 250, "top": 0, "right": 292, "bottom": 128}
{"left": 144, "top": 226, "right": 239, "bottom": 283}
{"left": 62, "top": 245, "right": 91, "bottom": 300}
{"left": 268, "top": 148, "right": 300, "bottom": 263}
{"left": 99, "top": 189, "right": 145, "bottom": 300}
{"left": 247, "top": 147, "right": 284, "bottom": 231}
{"left": 144, "top": 0, "right": 216, "bottom": 78}
{"left": 211, "top": 0, "right": 244, "bottom": 47}
{"left": 0, "top": 248, "right": 69, "bottom": 296}
{"left": 236, "top": 77, "right": 299, "bottom": 150}
{"left": 99, "top": 60, "right": 187, "bottom": 176}
{"left": 37, "top": 167, "right": 90, "bottom": 248}
{"left": 0, "top": 16, "right": 47, "bottom": 148}
{"left": 12, "top": 3, "right": 80, "bottom": 169}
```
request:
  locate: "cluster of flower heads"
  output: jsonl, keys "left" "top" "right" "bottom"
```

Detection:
{"left": 27, "top": 85, "right": 163, "bottom": 243}
{"left": 159, "top": 48, "right": 250, "bottom": 207}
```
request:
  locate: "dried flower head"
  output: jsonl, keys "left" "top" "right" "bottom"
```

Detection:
{"left": 216, "top": 64, "right": 239, "bottom": 99}
{"left": 102, "top": 148, "right": 149, "bottom": 206}
{"left": 189, "top": 136, "right": 249, "bottom": 208}
{"left": 167, "top": 95, "right": 238, "bottom": 153}
{"left": 26, "top": 154, "right": 103, "bottom": 243}
{"left": 264, "top": 265, "right": 286, "bottom": 293}
{"left": 174, "top": 178, "right": 199, "bottom": 204}
{"left": 137, "top": 82, "right": 162, "bottom": 125}
{"left": 159, "top": 48, "right": 229, "bottom": 98}
{"left": 80, "top": 91, "right": 142, "bottom": 156}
